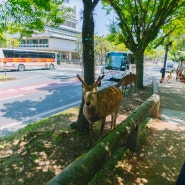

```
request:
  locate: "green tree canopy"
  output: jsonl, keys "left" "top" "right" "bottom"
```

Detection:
{"left": 0, "top": 0, "right": 71, "bottom": 37}
{"left": 103, "top": 0, "right": 185, "bottom": 88}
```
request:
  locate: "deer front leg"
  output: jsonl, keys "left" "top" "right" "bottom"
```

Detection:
{"left": 121, "top": 85, "right": 123, "bottom": 94}
{"left": 89, "top": 122, "right": 93, "bottom": 145}
{"left": 124, "top": 85, "right": 127, "bottom": 95}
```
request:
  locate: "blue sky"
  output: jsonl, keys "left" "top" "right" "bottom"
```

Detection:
{"left": 67, "top": 0, "right": 116, "bottom": 36}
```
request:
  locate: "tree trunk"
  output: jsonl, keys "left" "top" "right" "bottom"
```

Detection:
{"left": 134, "top": 51, "right": 144, "bottom": 89}
{"left": 82, "top": 2, "right": 95, "bottom": 85}
{"left": 70, "top": 95, "right": 89, "bottom": 131}
{"left": 70, "top": 0, "right": 99, "bottom": 131}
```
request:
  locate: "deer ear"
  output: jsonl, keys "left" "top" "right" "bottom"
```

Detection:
{"left": 77, "top": 74, "right": 86, "bottom": 87}
{"left": 97, "top": 81, "right": 101, "bottom": 87}
{"left": 100, "top": 75, "right": 105, "bottom": 80}
{"left": 77, "top": 74, "right": 88, "bottom": 92}
{"left": 94, "top": 75, "right": 105, "bottom": 87}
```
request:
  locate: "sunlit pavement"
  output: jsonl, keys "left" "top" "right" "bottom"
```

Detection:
{"left": 158, "top": 74, "right": 185, "bottom": 125}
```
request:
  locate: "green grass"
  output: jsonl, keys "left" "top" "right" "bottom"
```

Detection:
{"left": 0, "top": 107, "right": 79, "bottom": 143}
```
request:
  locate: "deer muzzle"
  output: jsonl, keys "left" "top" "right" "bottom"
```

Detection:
{"left": 85, "top": 101, "right": 91, "bottom": 107}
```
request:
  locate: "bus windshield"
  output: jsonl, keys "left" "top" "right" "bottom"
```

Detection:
{"left": 105, "top": 52, "right": 128, "bottom": 71}
{"left": 102, "top": 51, "right": 135, "bottom": 80}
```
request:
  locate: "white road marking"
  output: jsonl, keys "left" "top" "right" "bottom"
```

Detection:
{"left": 0, "top": 95, "right": 24, "bottom": 101}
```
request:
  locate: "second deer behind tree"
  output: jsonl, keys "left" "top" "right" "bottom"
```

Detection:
{"left": 116, "top": 73, "right": 137, "bottom": 94}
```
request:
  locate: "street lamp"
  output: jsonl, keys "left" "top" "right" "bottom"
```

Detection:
{"left": 161, "top": 42, "right": 172, "bottom": 80}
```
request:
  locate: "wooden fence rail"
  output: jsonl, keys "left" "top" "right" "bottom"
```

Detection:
{"left": 47, "top": 78, "right": 160, "bottom": 185}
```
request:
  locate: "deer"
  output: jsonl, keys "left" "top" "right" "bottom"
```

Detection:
{"left": 77, "top": 74, "right": 123, "bottom": 145}
{"left": 115, "top": 73, "right": 137, "bottom": 94}
{"left": 176, "top": 69, "right": 182, "bottom": 81}
{"left": 167, "top": 72, "right": 172, "bottom": 83}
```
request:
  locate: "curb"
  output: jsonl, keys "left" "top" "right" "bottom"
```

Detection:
{"left": 0, "top": 76, "right": 16, "bottom": 82}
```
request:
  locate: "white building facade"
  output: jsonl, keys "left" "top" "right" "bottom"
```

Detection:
{"left": 17, "top": 6, "right": 81, "bottom": 63}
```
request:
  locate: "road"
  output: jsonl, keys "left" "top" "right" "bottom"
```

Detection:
{"left": 0, "top": 63, "right": 162, "bottom": 137}
{"left": 0, "top": 66, "right": 82, "bottom": 137}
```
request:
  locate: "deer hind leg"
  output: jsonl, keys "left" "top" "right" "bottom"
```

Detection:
{"left": 100, "top": 118, "right": 106, "bottom": 139}
{"left": 129, "top": 83, "right": 133, "bottom": 94}
{"left": 134, "top": 81, "right": 137, "bottom": 92}
{"left": 111, "top": 112, "right": 117, "bottom": 129}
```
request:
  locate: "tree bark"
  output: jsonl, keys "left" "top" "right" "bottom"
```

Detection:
{"left": 70, "top": 0, "right": 100, "bottom": 131}
{"left": 134, "top": 51, "right": 144, "bottom": 89}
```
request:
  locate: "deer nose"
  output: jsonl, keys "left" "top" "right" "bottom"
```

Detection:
{"left": 85, "top": 102, "right": 91, "bottom": 107}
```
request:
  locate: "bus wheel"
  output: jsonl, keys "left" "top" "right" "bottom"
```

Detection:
{"left": 49, "top": 64, "right": 54, "bottom": 70}
{"left": 18, "top": 64, "right": 25, "bottom": 71}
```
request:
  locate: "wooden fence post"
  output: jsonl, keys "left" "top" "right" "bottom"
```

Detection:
{"left": 126, "top": 124, "right": 140, "bottom": 151}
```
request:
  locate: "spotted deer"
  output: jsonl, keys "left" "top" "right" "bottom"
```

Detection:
{"left": 77, "top": 74, "right": 123, "bottom": 145}
{"left": 167, "top": 72, "right": 172, "bottom": 83}
{"left": 115, "top": 73, "right": 137, "bottom": 94}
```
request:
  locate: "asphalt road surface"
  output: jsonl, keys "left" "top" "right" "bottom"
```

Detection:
{"left": 0, "top": 63, "right": 161, "bottom": 137}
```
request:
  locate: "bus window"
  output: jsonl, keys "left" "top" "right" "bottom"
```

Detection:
{"left": 3, "top": 50, "right": 12, "bottom": 57}
{"left": 0, "top": 48, "right": 60, "bottom": 71}
{"left": 102, "top": 51, "right": 135, "bottom": 79}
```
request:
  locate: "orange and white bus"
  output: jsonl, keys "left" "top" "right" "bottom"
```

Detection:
{"left": 0, "top": 48, "right": 61, "bottom": 71}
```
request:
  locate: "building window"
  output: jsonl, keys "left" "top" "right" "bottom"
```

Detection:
{"left": 39, "top": 39, "right": 48, "bottom": 44}
{"left": 27, "top": 39, "right": 38, "bottom": 44}
{"left": 63, "top": 20, "right": 76, "bottom": 29}
{"left": 20, "top": 40, "right": 26, "bottom": 44}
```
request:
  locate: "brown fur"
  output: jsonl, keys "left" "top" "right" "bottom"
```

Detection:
{"left": 115, "top": 73, "right": 137, "bottom": 94}
{"left": 77, "top": 74, "right": 123, "bottom": 145}
{"left": 176, "top": 70, "right": 185, "bottom": 82}
{"left": 167, "top": 72, "right": 172, "bottom": 82}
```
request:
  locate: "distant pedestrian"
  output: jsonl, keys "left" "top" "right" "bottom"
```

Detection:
{"left": 176, "top": 68, "right": 181, "bottom": 81}
{"left": 160, "top": 67, "right": 165, "bottom": 83}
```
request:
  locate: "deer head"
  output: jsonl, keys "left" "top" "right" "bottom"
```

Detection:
{"left": 77, "top": 74, "right": 105, "bottom": 108}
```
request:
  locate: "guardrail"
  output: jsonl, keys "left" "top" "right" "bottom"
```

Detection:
{"left": 47, "top": 78, "right": 160, "bottom": 185}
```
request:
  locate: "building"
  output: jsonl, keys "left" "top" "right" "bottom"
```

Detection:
{"left": 17, "top": 6, "right": 81, "bottom": 63}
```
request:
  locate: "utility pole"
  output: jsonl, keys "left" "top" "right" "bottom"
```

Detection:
{"left": 162, "top": 42, "right": 172, "bottom": 79}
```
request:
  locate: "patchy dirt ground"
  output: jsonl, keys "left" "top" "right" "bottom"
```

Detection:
{"left": 89, "top": 118, "right": 185, "bottom": 185}
{"left": 0, "top": 85, "right": 160, "bottom": 185}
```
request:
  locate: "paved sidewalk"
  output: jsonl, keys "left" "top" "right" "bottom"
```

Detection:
{"left": 89, "top": 73, "right": 185, "bottom": 185}
{"left": 117, "top": 76, "right": 185, "bottom": 185}
{"left": 146, "top": 76, "right": 185, "bottom": 184}
{"left": 158, "top": 77, "right": 185, "bottom": 125}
